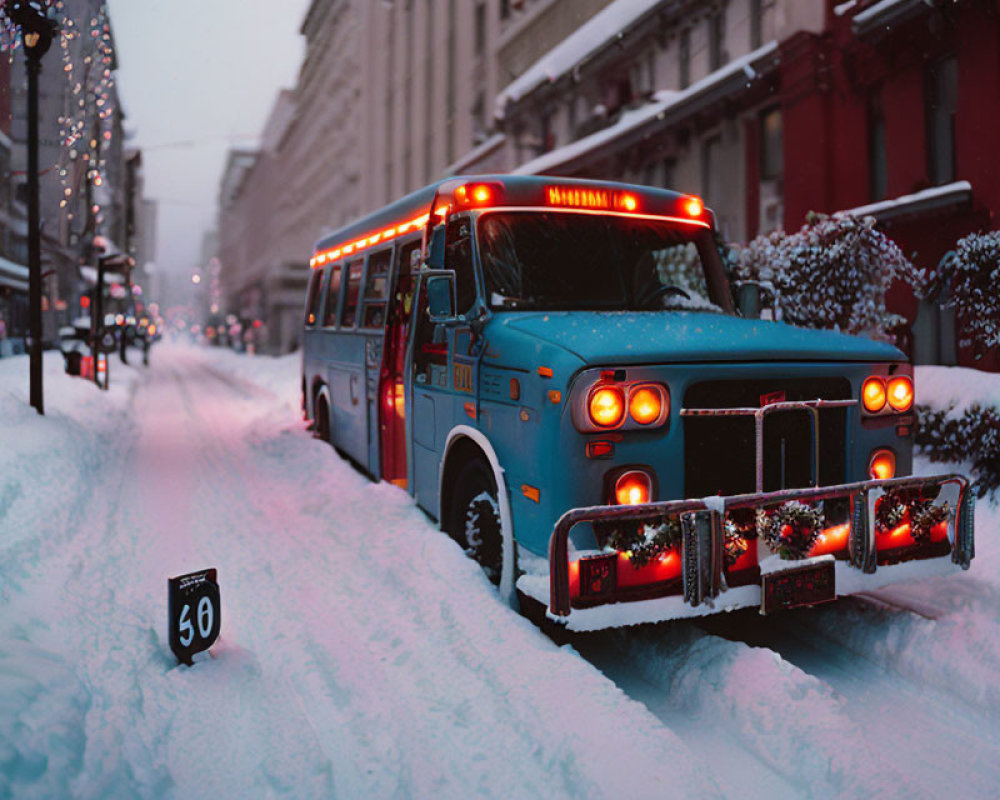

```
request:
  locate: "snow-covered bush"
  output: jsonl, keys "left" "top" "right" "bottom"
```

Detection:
{"left": 736, "top": 213, "right": 917, "bottom": 338}
{"left": 915, "top": 403, "right": 1000, "bottom": 498}
{"left": 932, "top": 232, "right": 1000, "bottom": 351}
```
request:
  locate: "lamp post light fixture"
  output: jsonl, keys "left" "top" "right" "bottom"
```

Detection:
{"left": 4, "top": 0, "right": 58, "bottom": 415}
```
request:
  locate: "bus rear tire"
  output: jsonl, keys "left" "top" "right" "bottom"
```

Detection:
{"left": 447, "top": 458, "right": 503, "bottom": 587}
{"left": 315, "top": 395, "right": 331, "bottom": 443}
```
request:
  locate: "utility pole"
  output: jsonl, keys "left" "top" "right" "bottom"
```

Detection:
{"left": 4, "top": 0, "right": 58, "bottom": 415}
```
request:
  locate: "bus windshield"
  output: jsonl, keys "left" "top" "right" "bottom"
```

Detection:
{"left": 477, "top": 211, "right": 729, "bottom": 313}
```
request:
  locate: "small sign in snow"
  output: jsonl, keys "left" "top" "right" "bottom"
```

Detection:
{"left": 168, "top": 569, "right": 221, "bottom": 666}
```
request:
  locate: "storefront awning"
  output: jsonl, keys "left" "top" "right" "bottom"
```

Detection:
{"left": 0, "top": 255, "right": 29, "bottom": 293}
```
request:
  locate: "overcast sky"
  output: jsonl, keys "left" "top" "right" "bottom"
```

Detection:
{"left": 105, "top": 0, "right": 312, "bottom": 277}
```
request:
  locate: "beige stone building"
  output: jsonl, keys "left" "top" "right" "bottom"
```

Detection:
{"left": 217, "top": 0, "right": 614, "bottom": 353}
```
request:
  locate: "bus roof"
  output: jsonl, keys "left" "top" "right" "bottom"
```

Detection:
{"left": 311, "top": 175, "right": 713, "bottom": 267}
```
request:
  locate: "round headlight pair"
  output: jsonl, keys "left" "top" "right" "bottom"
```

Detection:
{"left": 588, "top": 384, "right": 667, "bottom": 428}
{"left": 862, "top": 375, "right": 913, "bottom": 413}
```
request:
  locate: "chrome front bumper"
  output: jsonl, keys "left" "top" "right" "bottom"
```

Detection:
{"left": 545, "top": 474, "right": 974, "bottom": 623}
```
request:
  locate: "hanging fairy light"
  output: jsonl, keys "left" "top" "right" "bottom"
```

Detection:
{"left": 2, "top": 1, "right": 120, "bottom": 245}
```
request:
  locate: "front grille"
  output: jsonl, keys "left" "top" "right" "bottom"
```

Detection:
{"left": 683, "top": 377, "right": 851, "bottom": 498}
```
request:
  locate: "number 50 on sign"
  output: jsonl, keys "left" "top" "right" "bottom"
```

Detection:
{"left": 168, "top": 569, "right": 221, "bottom": 666}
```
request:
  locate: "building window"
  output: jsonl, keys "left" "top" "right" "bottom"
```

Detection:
{"left": 446, "top": 0, "right": 456, "bottom": 164}
{"left": 475, "top": 1, "right": 486, "bottom": 54}
{"left": 926, "top": 54, "right": 957, "bottom": 186}
{"left": 759, "top": 107, "right": 783, "bottom": 233}
{"left": 750, "top": 0, "right": 763, "bottom": 50}
{"left": 868, "top": 90, "right": 887, "bottom": 201}
{"left": 679, "top": 28, "right": 691, "bottom": 89}
{"left": 709, "top": 8, "right": 727, "bottom": 71}
{"left": 424, "top": 0, "right": 435, "bottom": 182}
{"left": 472, "top": 90, "right": 486, "bottom": 145}
{"left": 403, "top": 3, "right": 415, "bottom": 190}
{"left": 701, "top": 134, "right": 722, "bottom": 205}
{"left": 759, "top": 107, "right": 782, "bottom": 181}
{"left": 500, "top": 0, "right": 509, "bottom": 21}
{"left": 662, "top": 157, "right": 676, "bottom": 189}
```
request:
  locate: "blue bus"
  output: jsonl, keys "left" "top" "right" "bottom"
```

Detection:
{"left": 301, "top": 175, "right": 975, "bottom": 631}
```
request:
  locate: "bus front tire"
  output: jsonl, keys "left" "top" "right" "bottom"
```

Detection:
{"left": 448, "top": 459, "right": 503, "bottom": 587}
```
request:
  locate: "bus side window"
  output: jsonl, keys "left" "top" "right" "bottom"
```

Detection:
{"left": 445, "top": 216, "right": 477, "bottom": 316}
{"left": 304, "top": 269, "right": 323, "bottom": 326}
{"left": 341, "top": 260, "right": 364, "bottom": 328}
{"left": 323, "top": 264, "right": 343, "bottom": 327}
{"left": 412, "top": 283, "right": 448, "bottom": 386}
{"left": 362, "top": 249, "right": 392, "bottom": 329}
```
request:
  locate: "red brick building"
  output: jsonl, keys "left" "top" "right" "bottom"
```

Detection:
{"left": 775, "top": 0, "right": 1000, "bottom": 370}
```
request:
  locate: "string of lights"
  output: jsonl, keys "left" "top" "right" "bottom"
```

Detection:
{"left": 3, "top": 0, "right": 119, "bottom": 238}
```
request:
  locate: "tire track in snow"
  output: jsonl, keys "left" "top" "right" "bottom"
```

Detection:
{"left": 573, "top": 622, "right": 926, "bottom": 800}
{"left": 686, "top": 599, "right": 1000, "bottom": 797}
{"left": 177, "top": 348, "right": 724, "bottom": 799}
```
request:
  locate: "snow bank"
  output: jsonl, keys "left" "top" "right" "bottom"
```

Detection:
{"left": 2, "top": 347, "right": 997, "bottom": 799}
{"left": 915, "top": 365, "right": 1000, "bottom": 415}
{"left": 0, "top": 344, "right": 720, "bottom": 799}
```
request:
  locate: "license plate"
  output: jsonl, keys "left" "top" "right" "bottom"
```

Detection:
{"left": 761, "top": 561, "right": 835, "bottom": 614}
{"left": 579, "top": 554, "right": 616, "bottom": 600}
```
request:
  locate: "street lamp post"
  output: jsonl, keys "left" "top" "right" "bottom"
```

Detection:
{"left": 4, "top": 0, "right": 58, "bottom": 415}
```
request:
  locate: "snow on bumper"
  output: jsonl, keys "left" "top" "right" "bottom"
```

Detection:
{"left": 521, "top": 474, "right": 975, "bottom": 632}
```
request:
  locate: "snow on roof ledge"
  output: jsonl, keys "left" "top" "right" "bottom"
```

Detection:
{"left": 852, "top": 0, "right": 932, "bottom": 37}
{"left": 444, "top": 133, "right": 506, "bottom": 176}
{"left": 496, "top": 0, "right": 660, "bottom": 115}
{"left": 513, "top": 42, "right": 778, "bottom": 177}
{"left": 840, "top": 180, "right": 972, "bottom": 221}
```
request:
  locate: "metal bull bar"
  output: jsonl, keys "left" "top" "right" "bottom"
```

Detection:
{"left": 548, "top": 473, "right": 974, "bottom": 617}
{"left": 680, "top": 398, "right": 859, "bottom": 494}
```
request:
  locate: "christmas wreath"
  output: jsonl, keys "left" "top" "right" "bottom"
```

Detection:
{"left": 763, "top": 501, "right": 823, "bottom": 560}
{"left": 723, "top": 511, "right": 757, "bottom": 568}
{"left": 601, "top": 516, "right": 682, "bottom": 568}
{"left": 875, "top": 488, "right": 950, "bottom": 545}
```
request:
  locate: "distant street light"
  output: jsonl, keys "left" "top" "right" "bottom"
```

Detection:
{"left": 4, "top": 0, "right": 58, "bottom": 415}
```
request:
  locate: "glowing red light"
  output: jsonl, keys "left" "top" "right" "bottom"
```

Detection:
{"left": 684, "top": 195, "right": 704, "bottom": 217}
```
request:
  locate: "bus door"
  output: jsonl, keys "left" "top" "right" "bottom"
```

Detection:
{"left": 316, "top": 260, "right": 343, "bottom": 429}
{"left": 378, "top": 237, "right": 422, "bottom": 487}
{"left": 328, "top": 257, "right": 368, "bottom": 467}
{"left": 408, "top": 216, "right": 479, "bottom": 515}
{"left": 357, "top": 246, "right": 393, "bottom": 478}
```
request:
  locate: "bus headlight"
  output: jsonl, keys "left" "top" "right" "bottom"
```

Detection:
{"left": 628, "top": 384, "right": 668, "bottom": 425}
{"left": 589, "top": 385, "right": 625, "bottom": 428}
{"left": 887, "top": 376, "right": 913, "bottom": 412}
{"left": 862, "top": 376, "right": 887, "bottom": 413}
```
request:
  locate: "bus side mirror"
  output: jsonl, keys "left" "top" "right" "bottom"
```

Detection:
{"left": 736, "top": 281, "right": 761, "bottom": 319}
{"left": 427, "top": 272, "right": 456, "bottom": 323}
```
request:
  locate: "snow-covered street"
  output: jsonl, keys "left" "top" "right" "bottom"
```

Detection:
{"left": 2, "top": 344, "right": 999, "bottom": 799}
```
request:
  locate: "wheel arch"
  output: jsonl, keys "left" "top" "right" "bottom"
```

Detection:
{"left": 313, "top": 382, "right": 332, "bottom": 436}
{"left": 441, "top": 425, "right": 517, "bottom": 606}
{"left": 311, "top": 377, "right": 329, "bottom": 415}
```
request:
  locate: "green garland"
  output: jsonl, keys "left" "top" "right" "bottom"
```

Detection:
{"left": 763, "top": 501, "right": 823, "bottom": 560}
